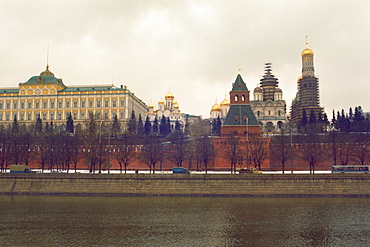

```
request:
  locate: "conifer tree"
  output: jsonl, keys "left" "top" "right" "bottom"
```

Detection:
{"left": 137, "top": 114, "right": 144, "bottom": 137}
{"left": 112, "top": 114, "right": 120, "bottom": 138}
{"left": 12, "top": 115, "right": 19, "bottom": 134}
{"left": 144, "top": 116, "right": 151, "bottom": 135}
{"left": 160, "top": 115, "right": 167, "bottom": 136}
{"left": 66, "top": 112, "right": 74, "bottom": 134}
{"left": 175, "top": 119, "right": 181, "bottom": 131}
{"left": 128, "top": 110, "right": 137, "bottom": 135}
{"left": 152, "top": 116, "right": 159, "bottom": 135}
{"left": 35, "top": 114, "right": 42, "bottom": 134}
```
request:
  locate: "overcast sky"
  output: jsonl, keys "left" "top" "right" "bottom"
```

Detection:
{"left": 0, "top": 0, "right": 369, "bottom": 118}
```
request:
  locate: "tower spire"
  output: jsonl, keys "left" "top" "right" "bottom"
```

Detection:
{"left": 305, "top": 35, "right": 309, "bottom": 48}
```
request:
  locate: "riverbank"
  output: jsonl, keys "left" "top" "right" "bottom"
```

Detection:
{"left": 0, "top": 173, "right": 369, "bottom": 197}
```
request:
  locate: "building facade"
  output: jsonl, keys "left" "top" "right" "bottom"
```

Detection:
{"left": 0, "top": 65, "right": 148, "bottom": 132}
{"left": 290, "top": 40, "right": 324, "bottom": 127}
{"left": 251, "top": 63, "right": 287, "bottom": 133}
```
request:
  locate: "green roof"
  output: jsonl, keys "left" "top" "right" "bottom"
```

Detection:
{"left": 223, "top": 105, "right": 259, "bottom": 126}
{"left": 61, "top": 86, "right": 126, "bottom": 92}
{"left": 26, "top": 75, "right": 62, "bottom": 83}
{"left": 232, "top": 74, "right": 248, "bottom": 91}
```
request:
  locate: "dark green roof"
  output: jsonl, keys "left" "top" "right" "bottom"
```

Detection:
{"left": 1, "top": 88, "right": 19, "bottom": 93}
{"left": 232, "top": 74, "right": 248, "bottom": 91}
{"left": 26, "top": 75, "right": 62, "bottom": 83}
{"left": 61, "top": 86, "right": 126, "bottom": 92}
{"left": 223, "top": 105, "right": 259, "bottom": 126}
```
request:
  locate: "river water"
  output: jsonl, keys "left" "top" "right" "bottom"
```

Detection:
{"left": 1, "top": 196, "right": 369, "bottom": 246}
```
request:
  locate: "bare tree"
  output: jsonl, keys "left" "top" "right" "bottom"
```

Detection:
{"left": 271, "top": 131, "right": 291, "bottom": 174}
{"left": 141, "top": 135, "right": 163, "bottom": 174}
{"left": 298, "top": 133, "right": 327, "bottom": 174}
{"left": 0, "top": 131, "right": 10, "bottom": 172}
{"left": 248, "top": 134, "right": 269, "bottom": 171}
{"left": 336, "top": 134, "right": 353, "bottom": 166}
{"left": 219, "top": 134, "right": 244, "bottom": 174}
{"left": 195, "top": 135, "right": 214, "bottom": 174}
{"left": 167, "top": 131, "right": 189, "bottom": 168}
{"left": 114, "top": 134, "right": 135, "bottom": 173}
{"left": 352, "top": 133, "right": 370, "bottom": 166}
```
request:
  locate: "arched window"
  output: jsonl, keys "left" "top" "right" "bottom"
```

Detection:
{"left": 234, "top": 115, "right": 239, "bottom": 122}
{"left": 234, "top": 95, "right": 238, "bottom": 102}
{"left": 242, "top": 95, "right": 245, "bottom": 101}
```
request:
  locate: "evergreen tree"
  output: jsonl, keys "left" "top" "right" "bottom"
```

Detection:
{"left": 35, "top": 114, "right": 42, "bottom": 134}
{"left": 137, "top": 114, "right": 144, "bottom": 137}
{"left": 12, "top": 115, "right": 19, "bottom": 134}
{"left": 112, "top": 114, "right": 120, "bottom": 138}
{"left": 88, "top": 113, "right": 97, "bottom": 136}
{"left": 175, "top": 119, "right": 181, "bottom": 131}
{"left": 45, "top": 122, "right": 50, "bottom": 133}
{"left": 309, "top": 109, "right": 316, "bottom": 124}
{"left": 144, "top": 116, "right": 151, "bottom": 135}
{"left": 301, "top": 109, "right": 308, "bottom": 127}
{"left": 349, "top": 107, "right": 354, "bottom": 122}
{"left": 66, "top": 112, "right": 74, "bottom": 134}
{"left": 152, "top": 116, "right": 159, "bottom": 135}
{"left": 167, "top": 117, "right": 171, "bottom": 135}
{"left": 331, "top": 110, "right": 336, "bottom": 129}
{"left": 50, "top": 121, "right": 54, "bottom": 133}
{"left": 127, "top": 110, "right": 137, "bottom": 135}
{"left": 159, "top": 115, "right": 167, "bottom": 136}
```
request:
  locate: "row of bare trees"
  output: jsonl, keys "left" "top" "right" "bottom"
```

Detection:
{"left": 270, "top": 130, "right": 370, "bottom": 174}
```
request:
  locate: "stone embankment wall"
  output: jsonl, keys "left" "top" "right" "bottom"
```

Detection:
{"left": 0, "top": 174, "right": 369, "bottom": 197}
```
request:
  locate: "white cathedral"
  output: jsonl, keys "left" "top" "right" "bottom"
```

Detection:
{"left": 210, "top": 64, "right": 287, "bottom": 133}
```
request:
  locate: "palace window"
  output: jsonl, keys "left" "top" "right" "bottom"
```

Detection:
{"left": 27, "top": 113, "right": 32, "bottom": 121}
{"left": 58, "top": 101, "right": 63, "bottom": 108}
{"left": 66, "top": 101, "right": 70, "bottom": 108}
{"left": 43, "top": 101, "right": 47, "bottom": 109}
{"left": 81, "top": 112, "right": 85, "bottom": 120}
{"left": 97, "top": 100, "right": 101, "bottom": 108}
{"left": 20, "top": 113, "right": 24, "bottom": 121}
{"left": 58, "top": 113, "right": 62, "bottom": 120}
{"left": 35, "top": 101, "right": 40, "bottom": 109}
{"left": 89, "top": 101, "right": 93, "bottom": 108}
{"left": 13, "top": 102, "right": 18, "bottom": 109}
{"left": 0, "top": 113, "right": 3, "bottom": 120}
{"left": 74, "top": 101, "right": 78, "bottom": 108}
{"left": 73, "top": 112, "right": 78, "bottom": 120}
{"left": 120, "top": 99, "right": 124, "bottom": 107}
{"left": 104, "top": 100, "right": 109, "bottom": 107}
{"left": 112, "top": 100, "right": 117, "bottom": 107}
{"left": 81, "top": 100, "right": 85, "bottom": 108}
{"left": 96, "top": 112, "right": 101, "bottom": 119}
{"left": 50, "top": 113, "right": 54, "bottom": 120}
{"left": 104, "top": 111, "right": 109, "bottom": 119}
{"left": 112, "top": 111, "right": 117, "bottom": 118}
{"left": 6, "top": 113, "right": 10, "bottom": 121}
{"left": 42, "top": 113, "right": 47, "bottom": 121}
{"left": 50, "top": 101, "right": 55, "bottom": 108}
{"left": 28, "top": 102, "right": 32, "bottom": 109}
{"left": 0, "top": 102, "right": 3, "bottom": 109}
{"left": 120, "top": 111, "right": 124, "bottom": 119}
{"left": 21, "top": 101, "right": 25, "bottom": 109}
{"left": 6, "top": 102, "right": 10, "bottom": 109}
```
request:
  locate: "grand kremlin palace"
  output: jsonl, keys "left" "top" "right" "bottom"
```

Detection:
{"left": 0, "top": 66, "right": 148, "bottom": 132}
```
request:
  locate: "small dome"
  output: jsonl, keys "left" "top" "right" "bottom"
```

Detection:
{"left": 297, "top": 76, "right": 302, "bottom": 82}
{"left": 275, "top": 87, "right": 282, "bottom": 93}
{"left": 165, "top": 91, "right": 174, "bottom": 99}
{"left": 301, "top": 48, "right": 314, "bottom": 56}
{"left": 149, "top": 104, "right": 154, "bottom": 109}
{"left": 158, "top": 99, "right": 164, "bottom": 104}
{"left": 220, "top": 98, "right": 230, "bottom": 106}
{"left": 211, "top": 103, "right": 221, "bottom": 111}
{"left": 174, "top": 101, "right": 179, "bottom": 108}
{"left": 254, "top": 87, "right": 262, "bottom": 93}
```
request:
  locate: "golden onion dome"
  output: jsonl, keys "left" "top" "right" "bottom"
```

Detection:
{"left": 301, "top": 40, "right": 314, "bottom": 56}
{"left": 165, "top": 91, "right": 174, "bottom": 99}
{"left": 220, "top": 97, "right": 230, "bottom": 106}
{"left": 297, "top": 76, "right": 302, "bottom": 82}
{"left": 174, "top": 101, "right": 179, "bottom": 108}
{"left": 158, "top": 99, "right": 164, "bottom": 104}
{"left": 211, "top": 103, "right": 221, "bottom": 111}
{"left": 148, "top": 104, "right": 154, "bottom": 109}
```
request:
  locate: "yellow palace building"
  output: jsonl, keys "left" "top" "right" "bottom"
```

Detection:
{"left": 0, "top": 65, "right": 148, "bottom": 132}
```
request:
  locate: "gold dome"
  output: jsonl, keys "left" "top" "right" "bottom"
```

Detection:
{"left": 165, "top": 91, "right": 174, "bottom": 99}
{"left": 211, "top": 103, "right": 221, "bottom": 111}
{"left": 158, "top": 99, "right": 164, "bottom": 104}
{"left": 297, "top": 76, "right": 302, "bottom": 82}
{"left": 174, "top": 101, "right": 179, "bottom": 108}
{"left": 220, "top": 97, "right": 230, "bottom": 106}
{"left": 301, "top": 40, "right": 314, "bottom": 56}
{"left": 149, "top": 104, "right": 154, "bottom": 109}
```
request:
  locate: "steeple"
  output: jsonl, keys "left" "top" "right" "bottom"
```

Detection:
{"left": 259, "top": 62, "right": 279, "bottom": 101}
{"left": 301, "top": 36, "right": 315, "bottom": 77}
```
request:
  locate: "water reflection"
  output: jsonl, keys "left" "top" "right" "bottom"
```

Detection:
{"left": 1, "top": 196, "right": 369, "bottom": 246}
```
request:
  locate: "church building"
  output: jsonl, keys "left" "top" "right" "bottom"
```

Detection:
{"left": 251, "top": 63, "right": 287, "bottom": 133}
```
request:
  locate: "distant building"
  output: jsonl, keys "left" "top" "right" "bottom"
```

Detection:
{"left": 0, "top": 65, "right": 148, "bottom": 132}
{"left": 146, "top": 91, "right": 200, "bottom": 131}
{"left": 290, "top": 39, "right": 324, "bottom": 127}
{"left": 210, "top": 96, "right": 230, "bottom": 120}
{"left": 251, "top": 63, "right": 287, "bottom": 133}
